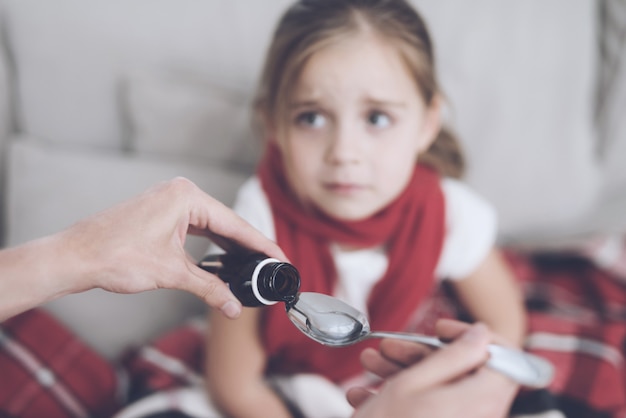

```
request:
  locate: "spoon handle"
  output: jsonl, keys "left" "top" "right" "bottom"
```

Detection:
{"left": 366, "top": 331, "right": 554, "bottom": 389}
{"left": 367, "top": 331, "right": 444, "bottom": 348}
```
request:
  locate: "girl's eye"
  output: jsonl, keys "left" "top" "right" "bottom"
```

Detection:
{"left": 368, "top": 111, "right": 391, "bottom": 128}
{"left": 296, "top": 111, "right": 326, "bottom": 128}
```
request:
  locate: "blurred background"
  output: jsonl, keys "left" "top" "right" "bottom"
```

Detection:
{"left": 0, "top": 0, "right": 624, "bottom": 360}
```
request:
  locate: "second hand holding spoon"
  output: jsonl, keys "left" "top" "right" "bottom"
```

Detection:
{"left": 286, "top": 292, "right": 554, "bottom": 389}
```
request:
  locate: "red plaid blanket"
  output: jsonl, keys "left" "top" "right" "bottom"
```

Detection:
{"left": 3, "top": 252, "right": 626, "bottom": 417}
{"left": 509, "top": 253, "right": 626, "bottom": 417}
{"left": 117, "top": 253, "right": 626, "bottom": 418}
{"left": 0, "top": 309, "right": 121, "bottom": 418}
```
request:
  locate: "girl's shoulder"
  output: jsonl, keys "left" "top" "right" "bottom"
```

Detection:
{"left": 439, "top": 177, "right": 495, "bottom": 217}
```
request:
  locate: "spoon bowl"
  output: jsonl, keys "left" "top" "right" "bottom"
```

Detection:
{"left": 286, "top": 292, "right": 554, "bottom": 389}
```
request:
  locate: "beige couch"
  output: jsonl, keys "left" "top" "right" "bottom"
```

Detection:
{"left": 0, "top": 0, "right": 624, "bottom": 361}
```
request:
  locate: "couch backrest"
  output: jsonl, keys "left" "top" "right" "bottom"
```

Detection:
{"left": 4, "top": 0, "right": 614, "bottom": 245}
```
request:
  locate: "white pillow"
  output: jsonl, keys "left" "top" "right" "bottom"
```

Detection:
{"left": 124, "top": 70, "right": 262, "bottom": 172}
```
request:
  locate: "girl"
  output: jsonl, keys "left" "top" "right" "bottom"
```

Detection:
{"left": 206, "top": 0, "right": 526, "bottom": 416}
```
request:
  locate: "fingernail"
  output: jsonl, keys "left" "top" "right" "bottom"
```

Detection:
{"left": 462, "top": 322, "right": 487, "bottom": 342}
{"left": 221, "top": 300, "right": 242, "bottom": 319}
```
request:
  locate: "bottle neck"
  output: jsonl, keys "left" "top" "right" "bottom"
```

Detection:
{"left": 251, "top": 258, "right": 280, "bottom": 305}
{"left": 252, "top": 258, "right": 300, "bottom": 305}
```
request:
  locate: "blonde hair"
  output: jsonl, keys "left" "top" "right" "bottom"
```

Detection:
{"left": 254, "top": 0, "right": 465, "bottom": 178}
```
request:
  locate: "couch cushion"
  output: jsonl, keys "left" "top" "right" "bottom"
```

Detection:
{"left": 124, "top": 70, "right": 261, "bottom": 171}
{"left": 5, "top": 136, "right": 249, "bottom": 359}
{"left": 3, "top": 0, "right": 292, "bottom": 150}
{"left": 413, "top": 0, "right": 600, "bottom": 243}
{"left": 3, "top": 0, "right": 610, "bottom": 246}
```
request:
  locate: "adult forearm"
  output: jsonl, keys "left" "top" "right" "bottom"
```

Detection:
{"left": 0, "top": 233, "right": 86, "bottom": 321}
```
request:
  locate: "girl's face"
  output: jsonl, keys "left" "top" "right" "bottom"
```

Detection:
{"left": 275, "top": 31, "right": 440, "bottom": 221}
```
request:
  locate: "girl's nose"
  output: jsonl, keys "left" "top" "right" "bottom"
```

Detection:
{"left": 325, "top": 124, "right": 360, "bottom": 165}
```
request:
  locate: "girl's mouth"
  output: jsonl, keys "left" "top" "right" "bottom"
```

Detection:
{"left": 324, "top": 182, "right": 364, "bottom": 195}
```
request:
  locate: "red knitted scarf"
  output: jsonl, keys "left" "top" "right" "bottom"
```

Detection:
{"left": 258, "top": 144, "right": 445, "bottom": 383}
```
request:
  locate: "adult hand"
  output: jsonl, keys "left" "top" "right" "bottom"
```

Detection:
{"left": 0, "top": 177, "right": 286, "bottom": 321}
{"left": 347, "top": 320, "right": 519, "bottom": 418}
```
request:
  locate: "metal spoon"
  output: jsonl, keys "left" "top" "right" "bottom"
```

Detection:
{"left": 286, "top": 292, "right": 554, "bottom": 389}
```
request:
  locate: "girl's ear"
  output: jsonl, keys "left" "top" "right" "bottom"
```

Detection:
{"left": 418, "top": 93, "right": 443, "bottom": 152}
{"left": 256, "top": 108, "right": 279, "bottom": 145}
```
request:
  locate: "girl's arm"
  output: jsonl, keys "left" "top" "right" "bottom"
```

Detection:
{"left": 206, "top": 308, "right": 292, "bottom": 418}
{"left": 451, "top": 249, "right": 527, "bottom": 347}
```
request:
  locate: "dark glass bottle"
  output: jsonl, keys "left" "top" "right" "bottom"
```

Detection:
{"left": 199, "top": 252, "right": 301, "bottom": 307}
